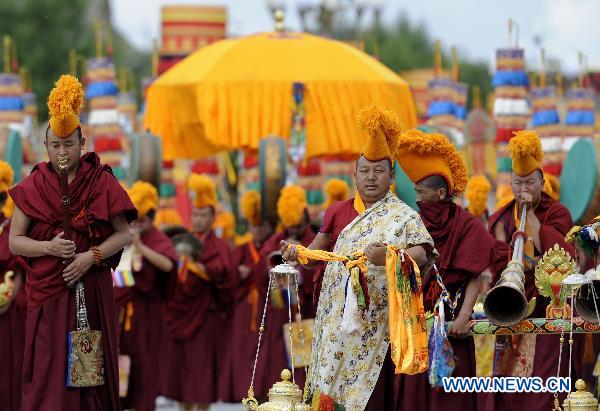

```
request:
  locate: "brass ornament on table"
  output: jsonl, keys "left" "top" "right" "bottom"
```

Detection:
{"left": 535, "top": 244, "right": 578, "bottom": 319}
{"left": 484, "top": 205, "right": 531, "bottom": 326}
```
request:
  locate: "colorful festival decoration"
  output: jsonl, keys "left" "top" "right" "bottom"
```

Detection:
{"left": 158, "top": 5, "right": 227, "bottom": 74}
{"left": 492, "top": 20, "right": 529, "bottom": 197}
{"left": 85, "top": 23, "right": 128, "bottom": 182}
{"left": 563, "top": 53, "right": 595, "bottom": 152}
{"left": 531, "top": 49, "right": 563, "bottom": 176}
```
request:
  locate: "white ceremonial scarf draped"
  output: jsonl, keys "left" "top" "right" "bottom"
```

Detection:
{"left": 307, "top": 191, "right": 435, "bottom": 410}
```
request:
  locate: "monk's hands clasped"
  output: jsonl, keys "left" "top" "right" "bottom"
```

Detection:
{"left": 364, "top": 242, "right": 387, "bottom": 266}
{"left": 280, "top": 241, "right": 298, "bottom": 262}
{"left": 63, "top": 251, "right": 95, "bottom": 287}
{"left": 47, "top": 232, "right": 76, "bottom": 259}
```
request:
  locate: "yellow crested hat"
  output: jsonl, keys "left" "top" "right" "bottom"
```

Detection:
{"left": 508, "top": 130, "right": 543, "bottom": 177}
{"left": 543, "top": 173, "right": 560, "bottom": 201}
{"left": 358, "top": 103, "right": 402, "bottom": 163}
{"left": 396, "top": 129, "right": 468, "bottom": 194}
{"left": 188, "top": 173, "right": 217, "bottom": 209}
{"left": 322, "top": 178, "right": 350, "bottom": 210}
{"left": 47, "top": 75, "right": 84, "bottom": 138}
{"left": 240, "top": 190, "right": 262, "bottom": 226}
{"left": 214, "top": 211, "right": 236, "bottom": 240}
{"left": 128, "top": 181, "right": 159, "bottom": 218}
{"left": 465, "top": 175, "right": 491, "bottom": 218}
{"left": 0, "top": 161, "right": 14, "bottom": 193}
{"left": 277, "top": 185, "right": 307, "bottom": 228}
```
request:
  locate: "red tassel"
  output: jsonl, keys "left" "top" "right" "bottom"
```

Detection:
{"left": 319, "top": 393, "right": 335, "bottom": 411}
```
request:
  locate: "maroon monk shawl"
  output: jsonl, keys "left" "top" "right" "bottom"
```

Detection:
{"left": 9, "top": 153, "right": 137, "bottom": 309}
{"left": 163, "top": 230, "right": 232, "bottom": 340}
{"left": 113, "top": 226, "right": 178, "bottom": 306}
{"left": 419, "top": 201, "right": 497, "bottom": 311}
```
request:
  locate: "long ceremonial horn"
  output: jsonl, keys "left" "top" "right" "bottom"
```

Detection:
{"left": 576, "top": 280, "right": 600, "bottom": 323}
{"left": 484, "top": 205, "right": 529, "bottom": 326}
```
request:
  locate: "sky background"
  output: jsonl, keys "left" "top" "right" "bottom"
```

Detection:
{"left": 111, "top": 0, "right": 600, "bottom": 74}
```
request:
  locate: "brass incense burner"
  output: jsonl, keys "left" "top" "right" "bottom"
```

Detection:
{"left": 242, "top": 262, "right": 310, "bottom": 410}
{"left": 561, "top": 379, "right": 598, "bottom": 410}
{"left": 256, "top": 369, "right": 310, "bottom": 411}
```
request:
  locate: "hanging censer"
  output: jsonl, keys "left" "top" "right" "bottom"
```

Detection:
{"left": 242, "top": 261, "right": 310, "bottom": 411}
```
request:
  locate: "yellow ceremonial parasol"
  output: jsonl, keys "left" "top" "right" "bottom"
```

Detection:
{"left": 144, "top": 23, "right": 417, "bottom": 160}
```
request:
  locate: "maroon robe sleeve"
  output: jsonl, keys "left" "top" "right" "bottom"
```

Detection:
{"left": 538, "top": 202, "right": 575, "bottom": 257}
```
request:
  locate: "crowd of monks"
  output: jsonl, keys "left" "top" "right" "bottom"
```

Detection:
{"left": 0, "top": 75, "right": 598, "bottom": 411}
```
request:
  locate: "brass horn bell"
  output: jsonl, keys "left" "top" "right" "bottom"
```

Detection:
{"left": 484, "top": 260, "right": 529, "bottom": 326}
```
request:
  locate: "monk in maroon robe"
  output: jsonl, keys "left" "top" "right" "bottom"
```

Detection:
{"left": 114, "top": 181, "right": 177, "bottom": 411}
{"left": 486, "top": 182, "right": 575, "bottom": 411}
{"left": 160, "top": 174, "right": 232, "bottom": 410}
{"left": 9, "top": 129, "right": 136, "bottom": 410}
{"left": 396, "top": 175, "right": 498, "bottom": 411}
{"left": 224, "top": 218, "right": 275, "bottom": 401}
{"left": 0, "top": 165, "right": 28, "bottom": 411}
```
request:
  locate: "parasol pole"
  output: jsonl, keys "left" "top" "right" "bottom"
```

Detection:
{"left": 508, "top": 19, "right": 513, "bottom": 48}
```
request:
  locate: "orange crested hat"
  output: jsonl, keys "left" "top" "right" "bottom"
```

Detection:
{"left": 395, "top": 129, "right": 468, "bottom": 194}
{"left": 322, "top": 178, "right": 350, "bottom": 210}
{"left": 128, "top": 181, "right": 159, "bottom": 218}
{"left": 465, "top": 175, "right": 491, "bottom": 218}
{"left": 0, "top": 161, "right": 14, "bottom": 193}
{"left": 277, "top": 185, "right": 307, "bottom": 228}
{"left": 47, "top": 75, "right": 84, "bottom": 138}
{"left": 358, "top": 103, "right": 402, "bottom": 163}
{"left": 214, "top": 211, "right": 236, "bottom": 240}
{"left": 188, "top": 173, "right": 217, "bottom": 209}
{"left": 240, "top": 190, "right": 262, "bottom": 226}
{"left": 508, "top": 130, "right": 543, "bottom": 177}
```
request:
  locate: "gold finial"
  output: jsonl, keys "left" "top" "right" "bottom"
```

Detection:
{"left": 281, "top": 369, "right": 292, "bottom": 382}
{"left": 473, "top": 85, "right": 481, "bottom": 110}
{"left": 275, "top": 9, "right": 285, "bottom": 32}
{"left": 434, "top": 39, "right": 442, "bottom": 78}
{"left": 576, "top": 379, "right": 586, "bottom": 391}
{"left": 540, "top": 48, "right": 546, "bottom": 88}
{"left": 3, "top": 35, "right": 11, "bottom": 73}
{"left": 451, "top": 46, "right": 458, "bottom": 82}
{"left": 95, "top": 20, "right": 103, "bottom": 58}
